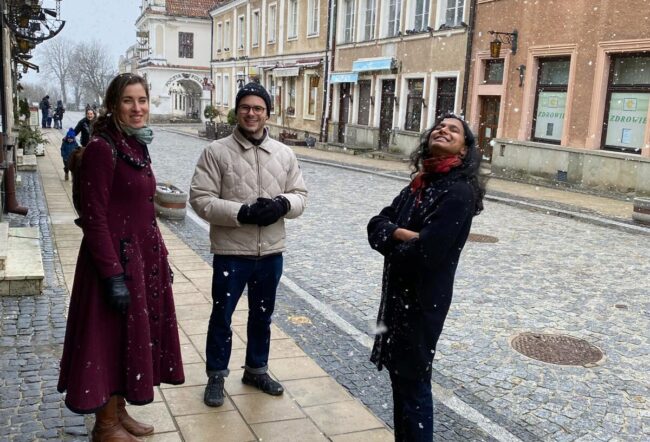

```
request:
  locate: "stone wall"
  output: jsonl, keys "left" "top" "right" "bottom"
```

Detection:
{"left": 491, "top": 139, "right": 650, "bottom": 197}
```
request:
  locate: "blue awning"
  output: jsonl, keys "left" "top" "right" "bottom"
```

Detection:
{"left": 329, "top": 72, "right": 359, "bottom": 83}
{"left": 352, "top": 57, "right": 395, "bottom": 72}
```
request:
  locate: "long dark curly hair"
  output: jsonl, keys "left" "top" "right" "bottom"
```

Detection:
{"left": 409, "top": 114, "right": 486, "bottom": 214}
{"left": 92, "top": 73, "right": 150, "bottom": 135}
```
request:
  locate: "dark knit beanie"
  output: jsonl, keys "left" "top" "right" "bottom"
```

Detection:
{"left": 236, "top": 82, "right": 272, "bottom": 117}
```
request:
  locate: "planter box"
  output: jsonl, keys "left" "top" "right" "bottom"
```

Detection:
{"left": 216, "top": 123, "right": 235, "bottom": 139}
{"left": 154, "top": 184, "right": 188, "bottom": 220}
{"left": 632, "top": 197, "right": 650, "bottom": 226}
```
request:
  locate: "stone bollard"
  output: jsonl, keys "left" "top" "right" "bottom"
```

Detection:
{"left": 632, "top": 197, "right": 650, "bottom": 226}
{"left": 154, "top": 184, "right": 188, "bottom": 220}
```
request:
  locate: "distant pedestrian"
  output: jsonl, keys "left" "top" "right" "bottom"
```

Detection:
{"left": 367, "top": 114, "right": 485, "bottom": 441}
{"left": 57, "top": 73, "right": 184, "bottom": 440}
{"left": 190, "top": 83, "right": 307, "bottom": 408}
{"left": 39, "top": 95, "right": 50, "bottom": 128}
{"left": 53, "top": 100, "right": 65, "bottom": 129}
{"left": 73, "top": 108, "right": 96, "bottom": 146}
{"left": 60, "top": 128, "right": 78, "bottom": 181}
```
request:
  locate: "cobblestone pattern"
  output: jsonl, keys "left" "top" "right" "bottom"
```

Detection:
{"left": 150, "top": 128, "right": 650, "bottom": 440}
{"left": 0, "top": 171, "right": 88, "bottom": 440}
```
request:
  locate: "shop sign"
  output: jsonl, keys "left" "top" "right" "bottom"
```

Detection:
{"left": 534, "top": 92, "right": 566, "bottom": 141}
{"left": 605, "top": 92, "right": 649, "bottom": 148}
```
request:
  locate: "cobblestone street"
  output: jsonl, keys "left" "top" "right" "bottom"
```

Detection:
{"left": 143, "top": 124, "right": 650, "bottom": 441}
{"left": 1, "top": 114, "right": 648, "bottom": 441}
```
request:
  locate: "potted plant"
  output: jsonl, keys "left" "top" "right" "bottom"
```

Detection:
{"left": 215, "top": 108, "right": 237, "bottom": 139}
{"left": 17, "top": 124, "right": 48, "bottom": 156}
{"left": 204, "top": 105, "right": 220, "bottom": 139}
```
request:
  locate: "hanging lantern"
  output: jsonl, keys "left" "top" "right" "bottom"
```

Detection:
{"left": 490, "top": 39, "right": 502, "bottom": 58}
{"left": 17, "top": 38, "right": 31, "bottom": 54}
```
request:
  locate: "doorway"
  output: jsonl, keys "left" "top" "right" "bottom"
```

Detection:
{"left": 338, "top": 83, "right": 351, "bottom": 143}
{"left": 379, "top": 79, "right": 395, "bottom": 150}
{"left": 478, "top": 96, "right": 500, "bottom": 161}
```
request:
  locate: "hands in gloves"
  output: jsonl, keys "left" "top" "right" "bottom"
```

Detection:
{"left": 103, "top": 274, "right": 131, "bottom": 313}
{"left": 255, "top": 196, "right": 290, "bottom": 226}
{"left": 237, "top": 196, "right": 290, "bottom": 226}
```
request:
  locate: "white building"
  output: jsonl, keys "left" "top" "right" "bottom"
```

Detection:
{"left": 128, "top": 0, "right": 217, "bottom": 122}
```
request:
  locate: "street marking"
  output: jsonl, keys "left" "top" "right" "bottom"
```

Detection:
{"left": 185, "top": 206, "right": 522, "bottom": 442}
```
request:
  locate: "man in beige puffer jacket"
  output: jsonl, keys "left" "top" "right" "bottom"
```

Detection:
{"left": 190, "top": 83, "right": 307, "bottom": 408}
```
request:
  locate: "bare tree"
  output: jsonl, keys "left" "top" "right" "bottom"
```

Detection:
{"left": 75, "top": 40, "right": 117, "bottom": 105}
{"left": 20, "top": 82, "right": 49, "bottom": 106}
{"left": 41, "top": 37, "right": 72, "bottom": 105}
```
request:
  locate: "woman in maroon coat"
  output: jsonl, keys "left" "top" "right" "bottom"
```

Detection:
{"left": 58, "top": 73, "right": 184, "bottom": 441}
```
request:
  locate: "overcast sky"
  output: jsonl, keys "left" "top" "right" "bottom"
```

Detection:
{"left": 25, "top": 0, "right": 141, "bottom": 84}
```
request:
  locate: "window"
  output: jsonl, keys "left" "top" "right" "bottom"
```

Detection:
{"left": 287, "top": 78, "right": 296, "bottom": 115}
{"left": 267, "top": 74, "right": 276, "bottom": 112}
{"left": 413, "top": 0, "right": 430, "bottom": 31}
{"left": 358, "top": 80, "right": 372, "bottom": 125}
{"left": 484, "top": 59, "right": 504, "bottom": 84}
{"left": 304, "top": 74, "right": 319, "bottom": 117}
{"left": 308, "top": 0, "right": 319, "bottom": 36}
{"left": 252, "top": 11, "right": 260, "bottom": 47}
{"left": 288, "top": 0, "right": 298, "bottom": 39}
{"left": 237, "top": 15, "right": 245, "bottom": 50}
{"left": 362, "top": 0, "right": 376, "bottom": 41}
{"left": 387, "top": 0, "right": 401, "bottom": 37}
{"left": 268, "top": 4, "right": 277, "bottom": 43}
{"left": 435, "top": 77, "right": 457, "bottom": 119}
{"left": 603, "top": 53, "right": 650, "bottom": 153}
{"left": 443, "top": 0, "right": 464, "bottom": 27}
{"left": 215, "top": 76, "right": 222, "bottom": 104}
{"left": 178, "top": 32, "right": 193, "bottom": 58}
{"left": 343, "top": 0, "right": 355, "bottom": 43}
{"left": 216, "top": 22, "right": 223, "bottom": 52}
{"left": 405, "top": 79, "right": 424, "bottom": 132}
{"left": 224, "top": 21, "right": 231, "bottom": 50}
{"left": 223, "top": 75, "right": 230, "bottom": 106}
{"left": 532, "top": 57, "right": 570, "bottom": 144}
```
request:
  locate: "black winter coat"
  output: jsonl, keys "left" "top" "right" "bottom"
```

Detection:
{"left": 367, "top": 171, "right": 476, "bottom": 380}
{"left": 74, "top": 117, "right": 93, "bottom": 147}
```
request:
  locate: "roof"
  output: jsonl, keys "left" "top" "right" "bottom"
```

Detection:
{"left": 165, "top": 0, "right": 222, "bottom": 18}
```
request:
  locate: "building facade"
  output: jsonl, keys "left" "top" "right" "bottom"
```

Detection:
{"left": 209, "top": 0, "right": 329, "bottom": 141}
{"left": 329, "top": 0, "right": 472, "bottom": 153}
{"left": 467, "top": 0, "right": 650, "bottom": 193}
{"left": 130, "top": 0, "right": 216, "bottom": 122}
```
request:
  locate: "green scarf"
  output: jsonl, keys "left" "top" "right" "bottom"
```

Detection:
{"left": 123, "top": 125, "right": 154, "bottom": 145}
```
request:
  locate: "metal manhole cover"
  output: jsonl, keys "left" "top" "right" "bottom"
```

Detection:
{"left": 511, "top": 333, "right": 604, "bottom": 366}
{"left": 468, "top": 233, "right": 499, "bottom": 243}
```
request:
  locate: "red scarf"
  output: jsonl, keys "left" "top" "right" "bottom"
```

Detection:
{"left": 410, "top": 155, "right": 463, "bottom": 205}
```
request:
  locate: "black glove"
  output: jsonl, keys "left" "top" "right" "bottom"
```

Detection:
{"left": 255, "top": 196, "right": 290, "bottom": 226}
{"left": 237, "top": 199, "right": 270, "bottom": 224}
{"left": 103, "top": 274, "right": 131, "bottom": 313}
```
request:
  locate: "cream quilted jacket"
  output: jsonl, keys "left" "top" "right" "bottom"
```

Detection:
{"left": 189, "top": 127, "right": 307, "bottom": 256}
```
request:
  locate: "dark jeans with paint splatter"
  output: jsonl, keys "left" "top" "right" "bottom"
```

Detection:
{"left": 390, "top": 371, "right": 434, "bottom": 441}
{"left": 206, "top": 254, "right": 283, "bottom": 377}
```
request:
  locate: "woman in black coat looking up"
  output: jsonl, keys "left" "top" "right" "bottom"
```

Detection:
{"left": 367, "top": 114, "right": 484, "bottom": 441}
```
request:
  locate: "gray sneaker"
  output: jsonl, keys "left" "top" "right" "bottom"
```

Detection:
{"left": 204, "top": 375, "right": 225, "bottom": 407}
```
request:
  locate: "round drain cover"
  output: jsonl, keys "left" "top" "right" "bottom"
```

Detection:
{"left": 511, "top": 333, "right": 603, "bottom": 366}
{"left": 468, "top": 233, "right": 499, "bottom": 243}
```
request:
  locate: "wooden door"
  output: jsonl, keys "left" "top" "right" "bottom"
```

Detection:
{"left": 379, "top": 80, "right": 395, "bottom": 150}
{"left": 338, "top": 83, "right": 351, "bottom": 143}
{"left": 478, "top": 96, "right": 500, "bottom": 162}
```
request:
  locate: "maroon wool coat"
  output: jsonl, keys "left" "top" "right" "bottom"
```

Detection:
{"left": 57, "top": 126, "right": 184, "bottom": 414}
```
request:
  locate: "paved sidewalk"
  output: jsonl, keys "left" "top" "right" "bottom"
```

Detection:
{"left": 37, "top": 130, "right": 393, "bottom": 441}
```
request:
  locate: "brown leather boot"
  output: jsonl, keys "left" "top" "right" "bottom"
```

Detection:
{"left": 91, "top": 396, "right": 140, "bottom": 441}
{"left": 116, "top": 396, "right": 154, "bottom": 437}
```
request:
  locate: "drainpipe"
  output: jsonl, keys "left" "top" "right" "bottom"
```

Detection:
{"left": 319, "top": 0, "right": 336, "bottom": 142}
{"left": 461, "top": 0, "right": 478, "bottom": 117}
